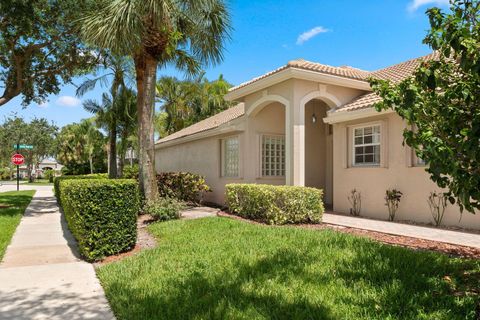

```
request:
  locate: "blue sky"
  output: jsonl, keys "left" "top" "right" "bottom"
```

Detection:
{"left": 0, "top": 0, "right": 450, "bottom": 127}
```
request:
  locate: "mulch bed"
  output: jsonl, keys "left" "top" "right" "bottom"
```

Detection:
{"left": 217, "top": 211, "right": 480, "bottom": 259}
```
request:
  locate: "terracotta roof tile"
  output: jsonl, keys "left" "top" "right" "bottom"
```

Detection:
{"left": 369, "top": 52, "right": 439, "bottom": 83}
{"left": 158, "top": 53, "right": 440, "bottom": 143}
{"left": 156, "top": 103, "right": 245, "bottom": 144}
{"left": 229, "top": 59, "right": 370, "bottom": 92}
{"left": 335, "top": 92, "right": 382, "bottom": 112}
{"left": 335, "top": 52, "right": 439, "bottom": 112}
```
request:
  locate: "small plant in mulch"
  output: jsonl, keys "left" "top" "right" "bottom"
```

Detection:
{"left": 385, "top": 189, "right": 402, "bottom": 221}
{"left": 428, "top": 191, "right": 448, "bottom": 227}
{"left": 348, "top": 189, "right": 361, "bottom": 216}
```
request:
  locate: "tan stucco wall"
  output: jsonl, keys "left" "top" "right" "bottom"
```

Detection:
{"left": 332, "top": 112, "right": 480, "bottom": 229}
{"left": 155, "top": 73, "right": 480, "bottom": 230}
{"left": 155, "top": 102, "right": 286, "bottom": 204}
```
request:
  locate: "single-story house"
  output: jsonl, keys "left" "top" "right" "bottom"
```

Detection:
{"left": 155, "top": 53, "right": 480, "bottom": 230}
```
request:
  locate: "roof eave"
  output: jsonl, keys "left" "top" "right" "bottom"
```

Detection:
{"left": 323, "top": 107, "right": 395, "bottom": 124}
{"left": 155, "top": 119, "right": 245, "bottom": 149}
{"left": 225, "top": 67, "right": 372, "bottom": 101}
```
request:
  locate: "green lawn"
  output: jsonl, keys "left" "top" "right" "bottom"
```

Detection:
{"left": 0, "top": 190, "right": 35, "bottom": 260}
{"left": 27, "top": 179, "right": 53, "bottom": 186}
{"left": 97, "top": 217, "right": 479, "bottom": 320}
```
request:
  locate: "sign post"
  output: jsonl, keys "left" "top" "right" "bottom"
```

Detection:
{"left": 11, "top": 147, "right": 25, "bottom": 191}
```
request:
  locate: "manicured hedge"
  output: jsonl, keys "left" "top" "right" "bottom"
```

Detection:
{"left": 157, "top": 172, "right": 211, "bottom": 203}
{"left": 59, "top": 178, "right": 139, "bottom": 261}
{"left": 226, "top": 184, "right": 324, "bottom": 225}
{"left": 54, "top": 173, "right": 107, "bottom": 205}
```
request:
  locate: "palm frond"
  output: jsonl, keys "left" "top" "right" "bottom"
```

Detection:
{"left": 83, "top": 99, "right": 103, "bottom": 114}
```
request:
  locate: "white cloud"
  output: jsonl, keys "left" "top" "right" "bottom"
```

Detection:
{"left": 407, "top": 0, "right": 449, "bottom": 12}
{"left": 55, "top": 95, "right": 81, "bottom": 107}
{"left": 296, "top": 26, "right": 329, "bottom": 45}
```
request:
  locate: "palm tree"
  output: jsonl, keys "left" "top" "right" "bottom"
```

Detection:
{"left": 155, "top": 76, "right": 192, "bottom": 134}
{"left": 155, "top": 74, "right": 233, "bottom": 135}
{"left": 78, "top": 119, "right": 100, "bottom": 174}
{"left": 83, "top": 93, "right": 118, "bottom": 178}
{"left": 116, "top": 87, "right": 138, "bottom": 177}
{"left": 79, "top": 0, "right": 231, "bottom": 201}
{"left": 77, "top": 54, "right": 133, "bottom": 177}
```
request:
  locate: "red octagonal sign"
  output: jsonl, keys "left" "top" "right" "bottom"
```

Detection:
{"left": 11, "top": 153, "right": 24, "bottom": 166}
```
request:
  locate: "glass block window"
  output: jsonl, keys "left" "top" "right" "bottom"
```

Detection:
{"left": 222, "top": 137, "right": 239, "bottom": 177}
{"left": 353, "top": 125, "right": 381, "bottom": 166}
{"left": 262, "top": 135, "right": 285, "bottom": 177}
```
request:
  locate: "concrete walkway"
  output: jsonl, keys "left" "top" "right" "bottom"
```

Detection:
{"left": 0, "top": 186, "right": 114, "bottom": 320}
{"left": 181, "top": 206, "right": 219, "bottom": 220}
{"left": 323, "top": 212, "right": 480, "bottom": 249}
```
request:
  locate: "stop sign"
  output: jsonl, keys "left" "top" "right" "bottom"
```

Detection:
{"left": 11, "top": 153, "right": 24, "bottom": 166}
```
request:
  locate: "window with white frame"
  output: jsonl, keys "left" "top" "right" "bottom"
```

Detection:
{"left": 222, "top": 136, "right": 239, "bottom": 177}
{"left": 353, "top": 125, "right": 381, "bottom": 166}
{"left": 261, "top": 135, "right": 285, "bottom": 177}
{"left": 415, "top": 152, "right": 427, "bottom": 166}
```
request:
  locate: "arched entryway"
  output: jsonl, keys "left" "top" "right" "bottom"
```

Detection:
{"left": 304, "top": 99, "right": 333, "bottom": 208}
{"left": 248, "top": 95, "right": 291, "bottom": 184}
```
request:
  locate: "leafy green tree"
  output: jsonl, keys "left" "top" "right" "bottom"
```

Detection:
{"left": 155, "top": 74, "right": 233, "bottom": 135}
{"left": 79, "top": 0, "right": 231, "bottom": 201}
{"left": 0, "top": 116, "right": 57, "bottom": 182}
{"left": 370, "top": 0, "right": 480, "bottom": 212}
{"left": 56, "top": 120, "right": 106, "bottom": 175}
{"left": 0, "top": 0, "right": 98, "bottom": 106}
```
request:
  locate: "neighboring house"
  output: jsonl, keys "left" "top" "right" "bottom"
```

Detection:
{"left": 37, "top": 159, "right": 63, "bottom": 176}
{"left": 17, "top": 159, "right": 63, "bottom": 179}
{"left": 155, "top": 53, "right": 480, "bottom": 229}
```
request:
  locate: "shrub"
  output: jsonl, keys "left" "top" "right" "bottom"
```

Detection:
{"left": 428, "top": 191, "right": 448, "bottom": 227}
{"left": 43, "top": 169, "right": 54, "bottom": 183}
{"left": 54, "top": 173, "right": 107, "bottom": 204}
{"left": 348, "top": 189, "right": 361, "bottom": 216}
{"left": 143, "top": 197, "right": 185, "bottom": 221}
{"left": 59, "top": 179, "right": 139, "bottom": 261}
{"left": 157, "top": 172, "right": 211, "bottom": 203}
{"left": 385, "top": 189, "right": 403, "bottom": 221}
{"left": 123, "top": 164, "right": 139, "bottom": 179}
{"left": 226, "top": 184, "right": 324, "bottom": 225}
{"left": 0, "top": 167, "right": 12, "bottom": 180}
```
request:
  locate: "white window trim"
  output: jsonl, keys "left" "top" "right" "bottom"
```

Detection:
{"left": 349, "top": 121, "right": 387, "bottom": 168}
{"left": 221, "top": 136, "right": 240, "bottom": 178}
{"left": 259, "top": 133, "right": 286, "bottom": 178}
{"left": 412, "top": 149, "right": 427, "bottom": 167}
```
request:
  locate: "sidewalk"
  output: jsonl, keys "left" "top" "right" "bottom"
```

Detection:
{"left": 323, "top": 212, "right": 480, "bottom": 249}
{"left": 0, "top": 187, "right": 114, "bottom": 320}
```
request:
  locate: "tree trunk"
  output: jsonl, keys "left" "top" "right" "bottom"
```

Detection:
{"left": 28, "top": 164, "right": 33, "bottom": 183}
{"left": 108, "top": 121, "right": 117, "bottom": 178}
{"left": 134, "top": 52, "right": 159, "bottom": 201}
{"left": 89, "top": 155, "right": 94, "bottom": 174}
{"left": 118, "top": 131, "right": 128, "bottom": 178}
